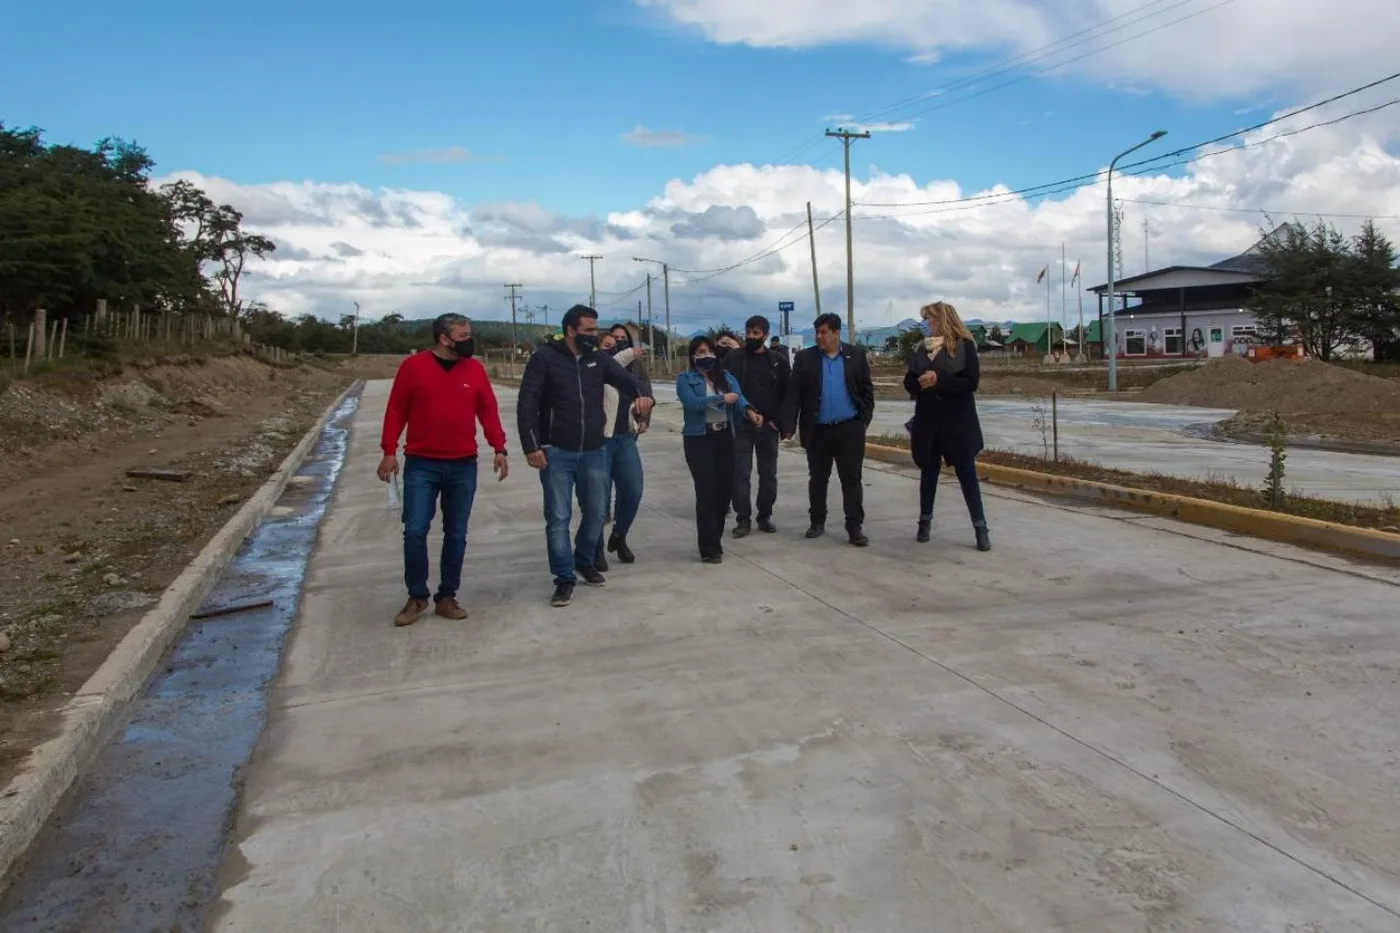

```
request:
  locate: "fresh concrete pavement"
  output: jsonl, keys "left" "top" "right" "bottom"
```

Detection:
{"left": 648, "top": 383, "right": 1400, "bottom": 506}
{"left": 208, "top": 380, "right": 1400, "bottom": 932}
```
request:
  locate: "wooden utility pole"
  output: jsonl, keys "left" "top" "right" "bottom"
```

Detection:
{"left": 581, "top": 255, "right": 601, "bottom": 310}
{"left": 825, "top": 128, "right": 871, "bottom": 338}
{"left": 644, "top": 273, "right": 653, "bottom": 349}
{"left": 806, "top": 201, "right": 822, "bottom": 316}
{"left": 504, "top": 283, "right": 523, "bottom": 361}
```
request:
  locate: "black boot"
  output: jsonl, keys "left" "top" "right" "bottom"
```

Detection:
{"left": 974, "top": 521, "right": 992, "bottom": 552}
{"left": 916, "top": 515, "right": 931, "bottom": 543}
{"left": 846, "top": 523, "right": 869, "bottom": 547}
{"left": 594, "top": 544, "right": 609, "bottom": 572}
{"left": 608, "top": 532, "right": 635, "bottom": 564}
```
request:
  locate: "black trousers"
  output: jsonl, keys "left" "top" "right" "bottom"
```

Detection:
{"left": 684, "top": 429, "right": 735, "bottom": 558}
{"left": 807, "top": 420, "right": 865, "bottom": 528}
{"left": 920, "top": 458, "right": 987, "bottom": 525}
{"left": 732, "top": 423, "right": 780, "bottom": 522}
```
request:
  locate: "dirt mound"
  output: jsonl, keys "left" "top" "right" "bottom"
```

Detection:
{"left": 1138, "top": 358, "right": 1400, "bottom": 413}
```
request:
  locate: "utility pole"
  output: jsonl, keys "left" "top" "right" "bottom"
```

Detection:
{"left": 351, "top": 301, "right": 360, "bottom": 356}
{"left": 1143, "top": 218, "right": 1151, "bottom": 272}
{"left": 826, "top": 127, "right": 870, "bottom": 338}
{"left": 504, "top": 284, "right": 523, "bottom": 363}
{"left": 633, "top": 257, "right": 671, "bottom": 366}
{"left": 807, "top": 201, "right": 822, "bottom": 316}
{"left": 644, "top": 273, "right": 653, "bottom": 350}
{"left": 581, "top": 255, "right": 602, "bottom": 310}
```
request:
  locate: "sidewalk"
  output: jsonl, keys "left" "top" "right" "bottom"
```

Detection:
{"left": 210, "top": 380, "right": 1400, "bottom": 932}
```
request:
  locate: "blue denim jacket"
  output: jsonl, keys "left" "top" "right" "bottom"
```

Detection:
{"left": 676, "top": 370, "right": 754, "bottom": 437}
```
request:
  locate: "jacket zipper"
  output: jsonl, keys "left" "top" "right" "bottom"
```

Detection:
{"left": 576, "top": 356, "right": 585, "bottom": 453}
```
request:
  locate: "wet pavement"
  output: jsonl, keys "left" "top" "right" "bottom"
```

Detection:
{"left": 0, "top": 390, "right": 361, "bottom": 933}
{"left": 648, "top": 384, "right": 1400, "bottom": 504}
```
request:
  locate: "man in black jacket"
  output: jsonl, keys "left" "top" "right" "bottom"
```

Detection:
{"left": 517, "top": 305, "right": 654, "bottom": 606}
{"left": 724, "top": 314, "right": 789, "bottom": 536}
{"left": 779, "top": 313, "right": 875, "bottom": 546}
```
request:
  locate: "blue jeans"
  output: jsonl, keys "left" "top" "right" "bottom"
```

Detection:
{"left": 402, "top": 455, "right": 478, "bottom": 601}
{"left": 597, "top": 434, "right": 644, "bottom": 552}
{"left": 540, "top": 447, "right": 607, "bottom": 584}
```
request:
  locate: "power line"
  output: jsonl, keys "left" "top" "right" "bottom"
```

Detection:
{"left": 671, "top": 212, "right": 846, "bottom": 286}
{"left": 1116, "top": 197, "right": 1400, "bottom": 221}
{"left": 856, "top": 72, "right": 1400, "bottom": 209}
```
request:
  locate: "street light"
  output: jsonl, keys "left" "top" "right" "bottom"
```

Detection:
{"left": 1106, "top": 129, "right": 1166, "bottom": 392}
{"left": 351, "top": 301, "right": 360, "bottom": 356}
{"left": 633, "top": 256, "right": 671, "bottom": 366}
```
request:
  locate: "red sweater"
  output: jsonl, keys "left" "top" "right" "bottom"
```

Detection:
{"left": 380, "top": 351, "right": 508, "bottom": 459}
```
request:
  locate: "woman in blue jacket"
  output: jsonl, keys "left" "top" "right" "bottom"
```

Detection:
{"left": 677, "top": 335, "right": 763, "bottom": 563}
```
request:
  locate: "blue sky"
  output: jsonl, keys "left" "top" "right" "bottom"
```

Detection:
{"left": 5, "top": 0, "right": 1398, "bottom": 328}
{"left": 4, "top": 0, "right": 1248, "bottom": 214}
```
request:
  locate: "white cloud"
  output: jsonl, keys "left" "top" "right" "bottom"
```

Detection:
{"left": 622, "top": 125, "right": 706, "bottom": 148}
{"left": 824, "top": 114, "right": 916, "bottom": 133}
{"left": 632, "top": 0, "right": 1400, "bottom": 100}
{"left": 156, "top": 109, "right": 1400, "bottom": 333}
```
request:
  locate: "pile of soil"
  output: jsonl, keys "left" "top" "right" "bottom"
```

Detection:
{"left": 1138, "top": 358, "right": 1400, "bottom": 413}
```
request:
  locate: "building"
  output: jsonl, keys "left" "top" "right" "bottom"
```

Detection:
{"left": 1087, "top": 227, "right": 1282, "bottom": 359}
{"left": 1003, "top": 322, "right": 1065, "bottom": 356}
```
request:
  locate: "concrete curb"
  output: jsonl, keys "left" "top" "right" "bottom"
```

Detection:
{"left": 0, "top": 381, "right": 362, "bottom": 892}
{"left": 865, "top": 442, "right": 1400, "bottom": 563}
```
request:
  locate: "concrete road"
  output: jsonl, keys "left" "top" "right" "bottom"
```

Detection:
{"left": 205, "top": 380, "right": 1400, "bottom": 932}
{"left": 649, "top": 382, "right": 1400, "bottom": 505}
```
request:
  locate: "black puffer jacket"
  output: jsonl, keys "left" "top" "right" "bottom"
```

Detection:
{"left": 517, "top": 336, "right": 647, "bottom": 455}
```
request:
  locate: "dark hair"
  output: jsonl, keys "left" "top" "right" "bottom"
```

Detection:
{"left": 688, "top": 335, "right": 727, "bottom": 392}
{"left": 769, "top": 335, "right": 781, "bottom": 344}
{"left": 814, "top": 312, "right": 842, "bottom": 334}
{"left": 744, "top": 314, "right": 770, "bottom": 336}
{"left": 561, "top": 304, "right": 598, "bottom": 333}
{"left": 608, "top": 323, "right": 630, "bottom": 338}
{"left": 432, "top": 313, "right": 468, "bottom": 344}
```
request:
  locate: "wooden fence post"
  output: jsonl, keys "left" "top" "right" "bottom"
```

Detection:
{"left": 58, "top": 317, "right": 69, "bottom": 359}
{"left": 24, "top": 322, "right": 35, "bottom": 374}
{"left": 32, "top": 309, "right": 47, "bottom": 358}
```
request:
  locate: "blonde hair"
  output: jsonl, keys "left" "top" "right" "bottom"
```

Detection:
{"left": 920, "top": 301, "right": 974, "bottom": 343}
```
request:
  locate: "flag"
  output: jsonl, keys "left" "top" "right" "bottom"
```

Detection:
{"left": 1035, "top": 264, "right": 1048, "bottom": 284}
{"left": 1070, "top": 261, "right": 1081, "bottom": 285}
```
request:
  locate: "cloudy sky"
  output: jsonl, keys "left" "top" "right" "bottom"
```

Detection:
{"left": 7, "top": 0, "right": 1400, "bottom": 333}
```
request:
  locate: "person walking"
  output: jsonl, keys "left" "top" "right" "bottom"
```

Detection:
{"left": 904, "top": 301, "right": 991, "bottom": 551}
{"left": 594, "top": 322, "right": 651, "bottom": 568}
{"left": 780, "top": 313, "right": 875, "bottom": 546}
{"left": 517, "top": 305, "right": 654, "bottom": 607}
{"left": 377, "top": 314, "right": 509, "bottom": 627}
{"left": 677, "top": 336, "right": 762, "bottom": 563}
{"left": 724, "top": 314, "right": 789, "bottom": 537}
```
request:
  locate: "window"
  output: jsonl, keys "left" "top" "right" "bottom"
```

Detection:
{"left": 1125, "top": 330, "right": 1146, "bottom": 356}
{"left": 1231, "top": 324, "right": 1258, "bottom": 340}
{"left": 1209, "top": 327, "right": 1223, "bottom": 343}
{"left": 1164, "top": 327, "right": 1183, "bottom": 355}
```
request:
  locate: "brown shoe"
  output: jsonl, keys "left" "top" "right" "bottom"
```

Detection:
{"left": 434, "top": 597, "right": 468, "bottom": 620}
{"left": 394, "top": 597, "right": 429, "bottom": 627}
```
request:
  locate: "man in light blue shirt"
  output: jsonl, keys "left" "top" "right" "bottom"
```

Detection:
{"left": 779, "top": 313, "right": 876, "bottom": 546}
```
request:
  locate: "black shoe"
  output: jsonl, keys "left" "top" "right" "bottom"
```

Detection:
{"left": 594, "top": 547, "right": 609, "bottom": 573}
{"left": 916, "top": 517, "right": 931, "bottom": 543}
{"left": 550, "top": 583, "right": 574, "bottom": 607}
{"left": 757, "top": 518, "right": 777, "bottom": 533}
{"left": 608, "top": 533, "right": 635, "bottom": 564}
{"left": 847, "top": 524, "right": 870, "bottom": 547}
{"left": 975, "top": 523, "right": 992, "bottom": 552}
{"left": 702, "top": 554, "right": 723, "bottom": 564}
{"left": 732, "top": 521, "right": 751, "bottom": 539}
{"left": 805, "top": 524, "right": 825, "bottom": 539}
{"left": 576, "top": 564, "right": 607, "bottom": 586}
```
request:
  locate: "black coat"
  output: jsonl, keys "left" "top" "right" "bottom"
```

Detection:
{"left": 723, "top": 346, "right": 790, "bottom": 422}
{"left": 516, "top": 337, "right": 647, "bottom": 455}
{"left": 780, "top": 342, "right": 875, "bottom": 449}
{"left": 904, "top": 337, "right": 984, "bottom": 468}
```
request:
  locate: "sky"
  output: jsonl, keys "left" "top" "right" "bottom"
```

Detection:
{"left": 6, "top": 0, "right": 1400, "bottom": 334}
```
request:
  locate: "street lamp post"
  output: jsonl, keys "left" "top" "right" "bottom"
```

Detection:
{"left": 351, "top": 301, "right": 360, "bottom": 356}
{"left": 633, "top": 257, "right": 670, "bottom": 367}
{"left": 1106, "top": 130, "right": 1166, "bottom": 392}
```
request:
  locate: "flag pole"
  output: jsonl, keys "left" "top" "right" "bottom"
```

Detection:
{"left": 1077, "top": 264, "right": 1086, "bottom": 362}
{"left": 1045, "top": 261, "right": 1052, "bottom": 362}
{"left": 1060, "top": 242, "right": 1067, "bottom": 360}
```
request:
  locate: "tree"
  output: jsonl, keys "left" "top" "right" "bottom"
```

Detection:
{"left": 1349, "top": 220, "right": 1400, "bottom": 361}
{"left": 897, "top": 326, "right": 924, "bottom": 363}
{"left": 989, "top": 323, "right": 1006, "bottom": 345}
{"left": 1249, "top": 220, "right": 1356, "bottom": 361}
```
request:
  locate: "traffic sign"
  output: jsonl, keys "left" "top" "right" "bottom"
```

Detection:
{"left": 778, "top": 301, "right": 795, "bottom": 312}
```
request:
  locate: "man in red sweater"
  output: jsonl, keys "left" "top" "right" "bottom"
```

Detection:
{"left": 377, "top": 314, "right": 509, "bottom": 627}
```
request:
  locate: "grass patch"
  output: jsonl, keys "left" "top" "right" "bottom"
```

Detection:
{"left": 868, "top": 433, "right": 1400, "bottom": 533}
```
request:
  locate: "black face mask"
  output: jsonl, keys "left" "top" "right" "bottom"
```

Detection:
{"left": 452, "top": 337, "right": 475, "bottom": 359}
{"left": 611, "top": 338, "right": 631, "bottom": 353}
{"left": 745, "top": 337, "right": 765, "bottom": 353}
{"left": 694, "top": 356, "right": 718, "bottom": 372}
{"left": 574, "top": 333, "right": 599, "bottom": 354}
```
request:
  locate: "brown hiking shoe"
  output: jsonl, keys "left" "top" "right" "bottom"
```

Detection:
{"left": 394, "top": 597, "right": 429, "bottom": 627}
{"left": 434, "top": 597, "right": 468, "bottom": 620}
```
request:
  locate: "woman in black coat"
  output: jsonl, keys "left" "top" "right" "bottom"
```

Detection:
{"left": 904, "top": 301, "right": 991, "bottom": 551}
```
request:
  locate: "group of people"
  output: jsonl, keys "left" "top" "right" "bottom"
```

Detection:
{"left": 377, "top": 300, "right": 991, "bottom": 623}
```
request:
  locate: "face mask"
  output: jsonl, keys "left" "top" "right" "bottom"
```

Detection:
{"left": 694, "top": 356, "right": 717, "bottom": 372}
{"left": 452, "top": 337, "right": 475, "bottom": 359}
{"left": 921, "top": 320, "right": 935, "bottom": 336}
{"left": 575, "top": 333, "right": 599, "bottom": 354}
{"left": 611, "top": 337, "right": 631, "bottom": 353}
{"left": 745, "top": 337, "right": 764, "bottom": 352}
